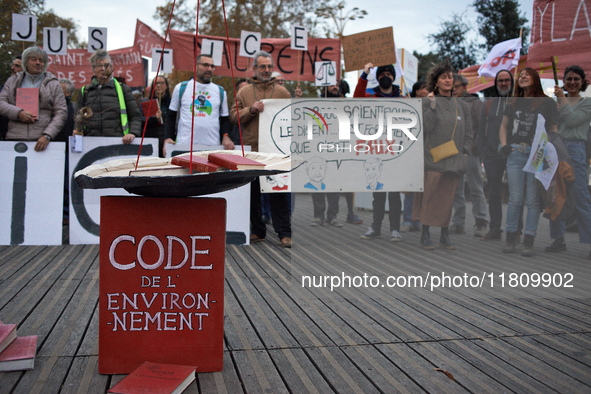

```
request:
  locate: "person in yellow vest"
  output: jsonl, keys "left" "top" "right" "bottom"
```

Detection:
{"left": 75, "top": 49, "right": 141, "bottom": 144}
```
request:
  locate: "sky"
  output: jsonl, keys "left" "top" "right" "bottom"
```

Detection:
{"left": 44, "top": 0, "right": 535, "bottom": 55}
{"left": 43, "top": 0, "right": 536, "bottom": 92}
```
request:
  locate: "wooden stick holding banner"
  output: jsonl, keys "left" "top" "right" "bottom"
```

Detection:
{"left": 291, "top": 24, "right": 308, "bottom": 89}
{"left": 512, "top": 28, "right": 523, "bottom": 83}
{"left": 551, "top": 56, "right": 559, "bottom": 86}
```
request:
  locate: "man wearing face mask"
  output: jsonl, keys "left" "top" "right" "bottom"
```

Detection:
{"left": 354, "top": 63, "right": 403, "bottom": 242}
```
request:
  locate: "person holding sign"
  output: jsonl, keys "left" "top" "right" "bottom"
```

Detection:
{"left": 354, "top": 63, "right": 403, "bottom": 243}
{"left": 499, "top": 68, "right": 558, "bottom": 257}
{"left": 546, "top": 66, "right": 591, "bottom": 258}
{"left": 0, "top": 47, "right": 66, "bottom": 151}
{"left": 230, "top": 50, "right": 292, "bottom": 248}
{"left": 75, "top": 50, "right": 142, "bottom": 144}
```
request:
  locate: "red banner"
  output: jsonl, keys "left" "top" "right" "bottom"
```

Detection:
{"left": 169, "top": 29, "right": 341, "bottom": 81}
{"left": 529, "top": 0, "right": 591, "bottom": 75}
{"left": 46, "top": 47, "right": 145, "bottom": 89}
{"left": 134, "top": 19, "right": 168, "bottom": 59}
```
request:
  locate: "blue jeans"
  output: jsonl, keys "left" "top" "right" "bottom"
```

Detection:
{"left": 483, "top": 157, "right": 506, "bottom": 230}
{"left": 505, "top": 145, "right": 541, "bottom": 236}
{"left": 403, "top": 193, "right": 420, "bottom": 226}
{"left": 549, "top": 140, "right": 591, "bottom": 244}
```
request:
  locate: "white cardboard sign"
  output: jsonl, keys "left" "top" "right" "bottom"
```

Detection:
{"left": 88, "top": 27, "right": 107, "bottom": 53}
{"left": 151, "top": 48, "right": 173, "bottom": 73}
{"left": 12, "top": 13, "right": 37, "bottom": 42}
{"left": 43, "top": 28, "right": 68, "bottom": 56}
{"left": 68, "top": 137, "right": 158, "bottom": 245}
{"left": 239, "top": 31, "right": 261, "bottom": 58}
{"left": 0, "top": 141, "right": 65, "bottom": 245}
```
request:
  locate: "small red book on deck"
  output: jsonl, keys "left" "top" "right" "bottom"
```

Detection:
{"left": 0, "top": 335, "right": 37, "bottom": 372}
{"left": 170, "top": 153, "right": 223, "bottom": 172}
{"left": 207, "top": 153, "right": 265, "bottom": 170}
{"left": 16, "top": 88, "right": 39, "bottom": 118}
{"left": 107, "top": 361, "right": 196, "bottom": 394}
{"left": 0, "top": 324, "right": 17, "bottom": 354}
{"left": 141, "top": 99, "right": 159, "bottom": 119}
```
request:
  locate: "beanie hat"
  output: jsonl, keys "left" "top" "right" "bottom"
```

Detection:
{"left": 376, "top": 64, "right": 395, "bottom": 80}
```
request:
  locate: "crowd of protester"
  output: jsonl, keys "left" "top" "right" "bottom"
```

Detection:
{"left": 1, "top": 46, "right": 591, "bottom": 258}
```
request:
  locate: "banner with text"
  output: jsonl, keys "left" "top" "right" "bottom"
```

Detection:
{"left": 259, "top": 98, "right": 424, "bottom": 192}
{"left": 529, "top": 0, "right": 591, "bottom": 74}
{"left": 169, "top": 30, "right": 341, "bottom": 82}
{"left": 47, "top": 47, "right": 145, "bottom": 89}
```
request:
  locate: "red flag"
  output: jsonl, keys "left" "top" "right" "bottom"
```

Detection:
{"left": 134, "top": 19, "right": 168, "bottom": 59}
{"left": 529, "top": 0, "right": 591, "bottom": 76}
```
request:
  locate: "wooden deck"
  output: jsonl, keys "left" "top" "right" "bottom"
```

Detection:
{"left": 1, "top": 195, "right": 591, "bottom": 393}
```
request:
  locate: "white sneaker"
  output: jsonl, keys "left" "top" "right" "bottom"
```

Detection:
{"left": 360, "top": 227, "right": 379, "bottom": 239}
{"left": 310, "top": 218, "right": 323, "bottom": 226}
{"left": 327, "top": 218, "right": 343, "bottom": 227}
{"left": 390, "top": 230, "right": 403, "bottom": 242}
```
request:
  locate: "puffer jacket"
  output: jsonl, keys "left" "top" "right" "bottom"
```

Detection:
{"left": 0, "top": 71, "right": 67, "bottom": 141}
{"left": 77, "top": 77, "right": 141, "bottom": 137}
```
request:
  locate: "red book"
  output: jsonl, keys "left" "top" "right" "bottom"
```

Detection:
{"left": 171, "top": 153, "right": 223, "bottom": 173}
{"left": 207, "top": 153, "right": 265, "bottom": 170}
{"left": 141, "top": 99, "right": 160, "bottom": 119}
{"left": 0, "top": 335, "right": 37, "bottom": 372}
{"left": 107, "top": 361, "right": 196, "bottom": 394}
{"left": 0, "top": 324, "right": 17, "bottom": 354}
{"left": 16, "top": 88, "right": 39, "bottom": 118}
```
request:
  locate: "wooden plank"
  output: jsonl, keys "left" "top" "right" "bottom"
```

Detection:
{"left": 408, "top": 341, "right": 510, "bottom": 393}
{"left": 197, "top": 351, "right": 244, "bottom": 394}
{"left": 437, "top": 339, "right": 554, "bottom": 392}
{"left": 267, "top": 348, "right": 333, "bottom": 394}
{"left": 223, "top": 281, "right": 265, "bottom": 351}
{"left": 340, "top": 344, "right": 424, "bottom": 393}
{"left": 224, "top": 259, "right": 299, "bottom": 349}
{"left": 303, "top": 346, "right": 380, "bottom": 393}
{"left": 502, "top": 335, "right": 591, "bottom": 387}
{"left": 232, "top": 349, "right": 289, "bottom": 393}
{"left": 60, "top": 356, "right": 109, "bottom": 394}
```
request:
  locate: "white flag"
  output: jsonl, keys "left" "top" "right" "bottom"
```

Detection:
{"left": 523, "top": 114, "right": 559, "bottom": 190}
{"left": 478, "top": 38, "right": 521, "bottom": 78}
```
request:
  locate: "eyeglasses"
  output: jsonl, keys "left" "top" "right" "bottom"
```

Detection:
{"left": 198, "top": 63, "right": 215, "bottom": 69}
{"left": 257, "top": 64, "right": 273, "bottom": 70}
{"left": 94, "top": 63, "right": 111, "bottom": 69}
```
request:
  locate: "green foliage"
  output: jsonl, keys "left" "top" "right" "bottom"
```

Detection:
{"left": 428, "top": 12, "right": 478, "bottom": 72}
{"left": 413, "top": 51, "right": 441, "bottom": 81}
{"left": 473, "top": 0, "right": 529, "bottom": 53}
{"left": 156, "top": 0, "right": 322, "bottom": 38}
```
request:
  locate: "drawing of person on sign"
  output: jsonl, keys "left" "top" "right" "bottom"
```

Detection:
{"left": 364, "top": 158, "right": 384, "bottom": 190}
{"left": 304, "top": 156, "right": 327, "bottom": 190}
{"left": 266, "top": 174, "right": 290, "bottom": 191}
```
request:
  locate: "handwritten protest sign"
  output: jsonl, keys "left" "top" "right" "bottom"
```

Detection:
{"left": 259, "top": 98, "right": 424, "bottom": 192}
{"left": 342, "top": 27, "right": 396, "bottom": 72}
